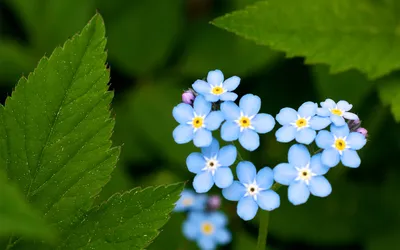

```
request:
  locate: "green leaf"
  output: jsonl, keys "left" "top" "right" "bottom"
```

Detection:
{"left": 377, "top": 73, "right": 400, "bottom": 121}
{"left": 0, "top": 172, "right": 54, "bottom": 241}
{"left": 0, "top": 13, "right": 119, "bottom": 238}
{"left": 60, "top": 183, "right": 184, "bottom": 249}
{"left": 212, "top": 0, "right": 400, "bottom": 79}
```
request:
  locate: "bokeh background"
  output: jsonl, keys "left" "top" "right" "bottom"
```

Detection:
{"left": 0, "top": 0, "right": 399, "bottom": 249}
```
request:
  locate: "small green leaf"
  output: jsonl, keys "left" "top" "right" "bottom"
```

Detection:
{"left": 212, "top": 0, "right": 400, "bottom": 79}
{"left": 0, "top": 13, "right": 119, "bottom": 238}
{"left": 60, "top": 183, "right": 184, "bottom": 249}
{"left": 377, "top": 74, "right": 400, "bottom": 121}
{"left": 0, "top": 173, "right": 54, "bottom": 241}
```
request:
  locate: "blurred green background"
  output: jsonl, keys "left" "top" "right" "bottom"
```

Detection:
{"left": 0, "top": 0, "right": 399, "bottom": 249}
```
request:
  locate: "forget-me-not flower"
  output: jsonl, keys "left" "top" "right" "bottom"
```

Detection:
{"left": 316, "top": 124, "right": 367, "bottom": 168}
{"left": 274, "top": 144, "right": 332, "bottom": 205}
{"left": 192, "top": 69, "right": 240, "bottom": 102}
{"left": 174, "top": 189, "right": 207, "bottom": 212}
{"left": 317, "top": 99, "right": 359, "bottom": 126}
{"left": 222, "top": 161, "right": 280, "bottom": 221}
{"left": 187, "top": 138, "right": 237, "bottom": 193}
{"left": 220, "top": 94, "right": 275, "bottom": 151}
{"left": 183, "top": 211, "right": 231, "bottom": 250}
{"left": 275, "top": 102, "right": 331, "bottom": 144}
{"left": 173, "top": 95, "right": 224, "bottom": 147}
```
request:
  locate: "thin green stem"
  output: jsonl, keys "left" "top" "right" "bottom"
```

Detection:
{"left": 256, "top": 209, "right": 270, "bottom": 250}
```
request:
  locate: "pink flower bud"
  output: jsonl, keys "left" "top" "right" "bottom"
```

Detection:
{"left": 356, "top": 127, "right": 368, "bottom": 138}
{"left": 182, "top": 90, "right": 195, "bottom": 105}
{"left": 207, "top": 195, "right": 221, "bottom": 210}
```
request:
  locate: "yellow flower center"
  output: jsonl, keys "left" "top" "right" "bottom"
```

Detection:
{"left": 182, "top": 198, "right": 193, "bottom": 206}
{"left": 192, "top": 117, "right": 204, "bottom": 128}
{"left": 239, "top": 117, "right": 251, "bottom": 128}
{"left": 211, "top": 86, "right": 224, "bottom": 95}
{"left": 334, "top": 138, "right": 346, "bottom": 151}
{"left": 331, "top": 109, "right": 343, "bottom": 116}
{"left": 201, "top": 222, "right": 214, "bottom": 235}
{"left": 295, "top": 118, "right": 308, "bottom": 128}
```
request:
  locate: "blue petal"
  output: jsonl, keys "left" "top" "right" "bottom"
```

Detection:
{"left": 273, "top": 163, "right": 297, "bottom": 185}
{"left": 330, "top": 124, "right": 350, "bottom": 137}
{"left": 310, "top": 116, "right": 331, "bottom": 130}
{"left": 183, "top": 220, "right": 198, "bottom": 240}
{"left": 173, "top": 124, "right": 193, "bottom": 144}
{"left": 198, "top": 236, "right": 215, "bottom": 250}
{"left": 275, "top": 125, "right": 296, "bottom": 143}
{"left": 215, "top": 229, "right": 231, "bottom": 244}
{"left": 317, "top": 107, "right": 330, "bottom": 117}
{"left": 309, "top": 176, "right": 332, "bottom": 197}
{"left": 321, "top": 148, "right": 340, "bottom": 167}
{"left": 320, "top": 99, "right": 336, "bottom": 109}
{"left": 343, "top": 112, "right": 359, "bottom": 120}
{"left": 193, "top": 171, "right": 214, "bottom": 193}
{"left": 295, "top": 128, "right": 316, "bottom": 145}
{"left": 288, "top": 144, "right": 310, "bottom": 167}
{"left": 347, "top": 132, "right": 366, "bottom": 150}
{"left": 276, "top": 107, "right": 297, "bottom": 125}
{"left": 315, "top": 130, "right": 334, "bottom": 149}
{"left": 288, "top": 181, "right": 310, "bottom": 205}
{"left": 204, "top": 94, "right": 220, "bottom": 102}
{"left": 173, "top": 103, "right": 194, "bottom": 124}
{"left": 223, "top": 76, "right": 240, "bottom": 91}
{"left": 341, "top": 150, "right": 361, "bottom": 168}
{"left": 217, "top": 145, "right": 237, "bottom": 166}
{"left": 330, "top": 114, "right": 346, "bottom": 126}
{"left": 209, "top": 211, "right": 228, "bottom": 227}
{"left": 239, "top": 129, "right": 260, "bottom": 151}
{"left": 205, "top": 111, "right": 224, "bottom": 131}
{"left": 201, "top": 138, "right": 219, "bottom": 158}
{"left": 310, "top": 154, "right": 330, "bottom": 175}
{"left": 256, "top": 167, "right": 274, "bottom": 189}
{"left": 252, "top": 113, "right": 275, "bottom": 134}
{"left": 192, "top": 79, "right": 211, "bottom": 94}
{"left": 257, "top": 190, "right": 280, "bottom": 211}
{"left": 237, "top": 161, "right": 257, "bottom": 184}
{"left": 193, "top": 195, "right": 208, "bottom": 211}
{"left": 298, "top": 101, "right": 317, "bottom": 117}
{"left": 193, "top": 95, "right": 211, "bottom": 116}
{"left": 222, "top": 181, "right": 246, "bottom": 201}
{"left": 207, "top": 69, "right": 224, "bottom": 85}
{"left": 193, "top": 128, "right": 212, "bottom": 147}
{"left": 337, "top": 100, "right": 352, "bottom": 111}
{"left": 220, "top": 92, "right": 238, "bottom": 101}
{"left": 237, "top": 196, "right": 258, "bottom": 221}
{"left": 220, "top": 101, "right": 240, "bottom": 120}
{"left": 214, "top": 167, "right": 234, "bottom": 188}
{"left": 221, "top": 121, "right": 240, "bottom": 141}
{"left": 186, "top": 152, "right": 206, "bottom": 174}
{"left": 239, "top": 94, "right": 261, "bottom": 117}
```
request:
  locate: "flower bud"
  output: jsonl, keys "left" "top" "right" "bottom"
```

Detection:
{"left": 348, "top": 119, "right": 361, "bottom": 131}
{"left": 182, "top": 89, "right": 195, "bottom": 105}
{"left": 207, "top": 195, "right": 221, "bottom": 210}
{"left": 356, "top": 127, "right": 368, "bottom": 138}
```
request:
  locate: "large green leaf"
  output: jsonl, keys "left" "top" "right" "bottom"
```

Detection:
{"left": 212, "top": 0, "right": 400, "bottom": 79}
{"left": 0, "top": 14, "right": 119, "bottom": 240}
{"left": 60, "top": 183, "right": 184, "bottom": 249}
{"left": 377, "top": 73, "right": 400, "bottom": 122}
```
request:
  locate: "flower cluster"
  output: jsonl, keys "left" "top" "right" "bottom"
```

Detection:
{"left": 172, "top": 70, "right": 368, "bottom": 248}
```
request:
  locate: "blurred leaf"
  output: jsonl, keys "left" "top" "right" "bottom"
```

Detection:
{"left": 179, "top": 22, "right": 279, "bottom": 77}
{"left": 377, "top": 73, "right": 400, "bottom": 121}
{"left": 60, "top": 183, "right": 184, "bottom": 249}
{"left": 0, "top": 173, "right": 54, "bottom": 242}
{"left": 312, "top": 65, "right": 374, "bottom": 105}
{"left": 366, "top": 231, "right": 400, "bottom": 250}
{"left": 98, "top": 0, "right": 184, "bottom": 76}
{"left": 0, "top": 14, "right": 119, "bottom": 241}
{"left": 212, "top": 0, "right": 400, "bottom": 79}
{"left": 6, "top": 0, "right": 94, "bottom": 54}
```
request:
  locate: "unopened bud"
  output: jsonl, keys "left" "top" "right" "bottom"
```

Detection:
{"left": 348, "top": 119, "right": 361, "bottom": 131}
{"left": 182, "top": 90, "right": 195, "bottom": 105}
{"left": 207, "top": 195, "right": 221, "bottom": 210}
{"left": 356, "top": 127, "right": 368, "bottom": 138}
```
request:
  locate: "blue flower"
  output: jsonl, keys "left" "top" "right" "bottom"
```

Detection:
{"left": 220, "top": 94, "right": 275, "bottom": 151}
{"left": 273, "top": 144, "right": 332, "bottom": 205}
{"left": 192, "top": 69, "right": 240, "bottom": 102}
{"left": 174, "top": 189, "right": 207, "bottom": 212}
{"left": 315, "top": 124, "right": 367, "bottom": 168}
{"left": 222, "top": 161, "right": 280, "bottom": 221}
{"left": 183, "top": 211, "right": 231, "bottom": 250}
{"left": 317, "top": 99, "right": 359, "bottom": 126}
{"left": 173, "top": 95, "right": 224, "bottom": 147}
{"left": 275, "top": 102, "right": 331, "bottom": 144}
{"left": 187, "top": 138, "right": 237, "bottom": 193}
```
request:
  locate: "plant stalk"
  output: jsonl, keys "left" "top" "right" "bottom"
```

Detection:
{"left": 256, "top": 209, "right": 270, "bottom": 250}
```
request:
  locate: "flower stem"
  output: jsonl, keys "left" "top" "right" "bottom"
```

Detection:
{"left": 256, "top": 209, "right": 270, "bottom": 250}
